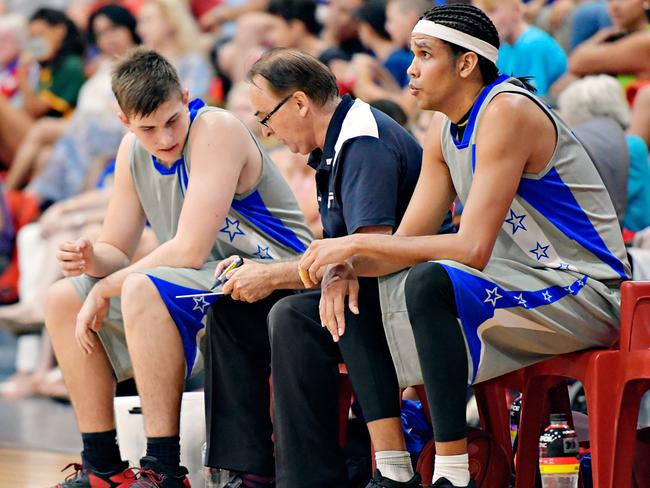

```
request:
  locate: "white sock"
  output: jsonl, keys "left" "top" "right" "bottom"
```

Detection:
{"left": 375, "top": 450, "right": 414, "bottom": 482}
{"left": 433, "top": 453, "right": 470, "bottom": 487}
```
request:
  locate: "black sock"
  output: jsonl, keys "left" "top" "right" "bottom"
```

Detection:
{"left": 146, "top": 435, "right": 181, "bottom": 471}
{"left": 81, "top": 430, "right": 123, "bottom": 473}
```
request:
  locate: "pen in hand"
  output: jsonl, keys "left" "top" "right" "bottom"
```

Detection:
{"left": 211, "top": 255, "right": 244, "bottom": 290}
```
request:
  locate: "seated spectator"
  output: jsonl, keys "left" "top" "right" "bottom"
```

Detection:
{"left": 475, "top": 0, "right": 568, "bottom": 96}
{"left": 346, "top": 0, "right": 431, "bottom": 116}
{"left": 137, "top": 0, "right": 213, "bottom": 99}
{"left": 570, "top": 0, "right": 613, "bottom": 51}
{"left": 199, "top": 0, "right": 269, "bottom": 35}
{"left": 558, "top": 74, "right": 650, "bottom": 231}
{"left": 555, "top": 0, "right": 650, "bottom": 95}
{"left": 355, "top": 0, "right": 412, "bottom": 88}
{"left": 0, "top": 8, "right": 85, "bottom": 165}
{"left": 266, "top": 0, "right": 328, "bottom": 57}
{"left": 0, "top": 13, "right": 25, "bottom": 110}
{"left": 386, "top": 0, "right": 433, "bottom": 54}
{"left": 321, "top": 0, "right": 365, "bottom": 57}
{"left": 6, "top": 4, "right": 141, "bottom": 200}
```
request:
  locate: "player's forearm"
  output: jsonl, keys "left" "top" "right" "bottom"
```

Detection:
{"left": 92, "top": 238, "right": 210, "bottom": 298}
{"left": 350, "top": 232, "right": 490, "bottom": 277}
{"left": 86, "top": 242, "right": 131, "bottom": 278}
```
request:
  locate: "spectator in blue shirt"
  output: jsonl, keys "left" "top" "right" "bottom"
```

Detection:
{"left": 475, "top": 0, "right": 568, "bottom": 96}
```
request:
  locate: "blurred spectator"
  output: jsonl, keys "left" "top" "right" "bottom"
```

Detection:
{"left": 269, "top": 146, "right": 322, "bottom": 237}
{"left": 629, "top": 84, "right": 650, "bottom": 146}
{"left": 225, "top": 81, "right": 264, "bottom": 139}
{"left": 385, "top": 0, "right": 432, "bottom": 51}
{"left": 475, "top": 0, "right": 568, "bottom": 96}
{"left": 570, "top": 0, "right": 613, "bottom": 50}
{"left": 370, "top": 98, "right": 408, "bottom": 127}
{"left": 267, "top": 0, "right": 328, "bottom": 57}
{"left": 321, "top": 0, "right": 365, "bottom": 57}
{"left": 555, "top": 0, "right": 650, "bottom": 95}
{"left": 19, "top": 4, "right": 141, "bottom": 204}
{"left": 558, "top": 74, "right": 650, "bottom": 231}
{"left": 346, "top": 0, "right": 428, "bottom": 115}
{"left": 0, "top": 14, "right": 25, "bottom": 108}
{"left": 410, "top": 109, "right": 434, "bottom": 147}
{"left": 355, "top": 0, "right": 412, "bottom": 88}
{"left": 0, "top": 8, "right": 85, "bottom": 165}
{"left": 213, "top": 11, "right": 275, "bottom": 92}
{"left": 137, "top": 0, "right": 213, "bottom": 99}
{"left": 199, "top": 0, "right": 269, "bottom": 33}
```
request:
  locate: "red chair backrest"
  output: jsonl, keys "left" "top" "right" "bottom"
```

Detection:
{"left": 619, "top": 281, "right": 650, "bottom": 352}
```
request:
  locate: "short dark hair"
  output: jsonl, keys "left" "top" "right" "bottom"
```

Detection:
{"left": 111, "top": 48, "right": 183, "bottom": 118}
{"left": 88, "top": 4, "right": 141, "bottom": 47}
{"left": 421, "top": 4, "right": 500, "bottom": 86}
{"left": 268, "top": 0, "right": 322, "bottom": 36}
{"left": 248, "top": 48, "right": 339, "bottom": 106}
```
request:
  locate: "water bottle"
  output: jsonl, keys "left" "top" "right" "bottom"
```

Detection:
{"left": 539, "top": 413, "right": 580, "bottom": 488}
{"left": 510, "top": 393, "right": 522, "bottom": 447}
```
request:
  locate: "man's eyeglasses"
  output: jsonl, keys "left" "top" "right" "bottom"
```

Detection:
{"left": 259, "top": 93, "right": 293, "bottom": 127}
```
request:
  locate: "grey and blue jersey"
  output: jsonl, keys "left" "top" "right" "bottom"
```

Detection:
{"left": 378, "top": 76, "right": 630, "bottom": 387}
{"left": 71, "top": 99, "right": 312, "bottom": 381}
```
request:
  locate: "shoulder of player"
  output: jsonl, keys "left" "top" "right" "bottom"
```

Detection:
{"left": 481, "top": 92, "right": 542, "bottom": 133}
{"left": 188, "top": 109, "right": 248, "bottom": 143}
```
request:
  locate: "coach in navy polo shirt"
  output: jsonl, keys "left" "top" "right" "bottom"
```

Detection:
{"left": 213, "top": 48, "right": 453, "bottom": 488}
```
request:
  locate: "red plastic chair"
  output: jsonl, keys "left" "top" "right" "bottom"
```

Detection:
{"left": 473, "top": 280, "right": 650, "bottom": 488}
{"left": 594, "top": 281, "right": 650, "bottom": 488}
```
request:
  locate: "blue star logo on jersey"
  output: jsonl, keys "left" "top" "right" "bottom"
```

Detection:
{"left": 558, "top": 262, "right": 571, "bottom": 270}
{"left": 192, "top": 296, "right": 211, "bottom": 314}
{"left": 576, "top": 276, "right": 586, "bottom": 288}
{"left": 505, "top": 209, "right": 527, "bottom": 235}
{"left": 564, "top": 284, "right": 574, "bottom": 295}
{"left": 514, "top": 293, "right": 528, "bottom": 308}
{"left": 542, "top": 290, "right": 553, "bottom": 302}
{"left": 220, "top": 217, "right": 245, "bottom": 242}
{"left": 484, "top": 287, "right": 502, "bottom": 307}
{"left": 530, "top": 242, "right": 550, "bottom": 261}
{"left": 253, "top": 244, "right": 273, "bottom": 260}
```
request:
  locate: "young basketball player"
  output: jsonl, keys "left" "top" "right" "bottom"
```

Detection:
{"left": 46, "top": 48, "right": 311, "bottom": 487}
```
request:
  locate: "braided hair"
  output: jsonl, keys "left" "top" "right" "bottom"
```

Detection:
{"left": 422, "top": 4, "right": 500, "bottom": 85}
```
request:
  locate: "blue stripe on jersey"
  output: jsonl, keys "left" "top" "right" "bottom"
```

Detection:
{"left": 517, "top": 168, "right": 628, "bottom": 279}
{"left": 439, "top": 263, "right": 588, "bottom": 382}
{"left": 450, "top": 75, "right": 510, "bottom": 149}
{"left": 146, "top": 275, "right": 221, "bottom": 378}
{"left": 471, "top": 144, "right": 476, "bottom": 173}
{"left": 231, "top": 190, "right": 308, "bottom": 253}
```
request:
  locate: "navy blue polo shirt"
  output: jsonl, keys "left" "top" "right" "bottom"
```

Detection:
{"left": 308, "top": 95, "right": 454, "bottom": 238}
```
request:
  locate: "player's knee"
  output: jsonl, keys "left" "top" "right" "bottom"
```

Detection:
{"left": 44, "top": 279, "right": 82, "bottom": 333}
{"left": 121, "top": 273, "right": 156, "bottom": 322}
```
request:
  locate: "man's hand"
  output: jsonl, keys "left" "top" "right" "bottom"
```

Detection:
{"left": 75, "top": 287, "right": 109, "bottom": 354}
{"left": 222, "top": 259, "right": 275, "bottom": 302}
{"left": 299, "top": 236, "right": 356, "bottom": 286}
{"left": 319, "top": 263, "right": 359, "bottom": 343}
{"left": 57, "top": 239, "right": 94, "bottom": 276}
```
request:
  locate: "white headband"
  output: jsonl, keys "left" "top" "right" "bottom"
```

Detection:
{"left": 412, "top": 19, "right": 499, "bottom": 65}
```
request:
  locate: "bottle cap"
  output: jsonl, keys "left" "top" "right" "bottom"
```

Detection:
{"left": 550, "top": 413, "right": 567, "bottom": 423}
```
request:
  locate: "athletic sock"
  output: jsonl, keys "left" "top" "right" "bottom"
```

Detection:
{"left": 375, "top": 450, "right": 414, "bottom": 482}
{"left": 81, "top": 430, "right": 123, "bottom": 473}
{"left": 146, "top": 435, "right": 181, "bottom": 471}
{"left": 433, "top": 453, "right": 470, "bottom": 487}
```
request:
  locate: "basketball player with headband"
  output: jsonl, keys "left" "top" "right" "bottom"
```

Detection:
{"left": 298, "top": 5, "right": 629, "bottom": 487}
